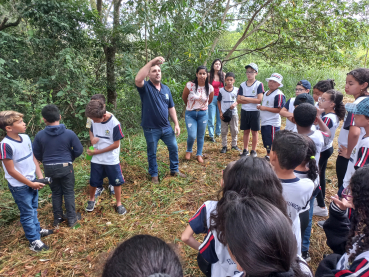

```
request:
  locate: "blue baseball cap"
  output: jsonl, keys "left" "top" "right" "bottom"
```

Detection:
{"left": 345, "top": 97, "right": 369, "bottom": 117}
{"left": 298, "top": 80, "right": 311, "bottom": 90}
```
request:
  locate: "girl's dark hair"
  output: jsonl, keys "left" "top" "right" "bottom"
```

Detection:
{"left": 102, "top": 235, "right": 183, "bottom": 277}
{"left": 324, "top": 89, "right": 345, "bottom": 121}
{"left": 221, "top": 193, "right": 311, "bottom": 277}
{"left": 194, "top": 66, "right": 210, "bottom": 96}
{"left": 313, "top": 79, "right": 335, "bottom": 92}
{"left": 347, "top": 68, "right": 369, "bottom": 94}
{"left": 210, "top": 156, "right": 288, "bottom": 244}
{"left": 345, "top": 165, "right": 369, "bottom": 263}
{"left": 209, "top": 59, "right": 225, "bottom": 86}
{"left": 302, "top": 136, "right": 319, "bottom": 182}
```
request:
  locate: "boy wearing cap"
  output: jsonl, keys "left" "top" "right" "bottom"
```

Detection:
{"left": 237, "top": 63, "right": 264, "bottom": 157}
{"left": 341, "top": 97, "right": 369, "bottom": 190}
{"left": 280, "top": 80, "right": 311, "bottom": 132}
{"left": 257, "top": 73, "right": 286, "bottom": 160}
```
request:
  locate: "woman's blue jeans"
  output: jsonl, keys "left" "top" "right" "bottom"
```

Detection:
{"left": 185, "top": 110, "right": 208, "bottom": 156}
{"left": 207, "top": 96, "right": 221, "bottom": 138}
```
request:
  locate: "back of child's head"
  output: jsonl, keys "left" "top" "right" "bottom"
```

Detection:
{"left": 102, "top": 234, "right": 183, "bottom": 277}
{"left": 347, "top": 68, "right": 369, "bottom": 92}
{"left": 0, "top": 111, "right": 24, "bottom": 131}
{"left": 212, "top": 156, "right": 288, "bottom": 243}
{"left": 346, "top": 165, "right": 369, "bottom": 262}
{"left": 293, "top": 103, "right": 317, "bottom": 128}
{"left": 85, "top": 100, "right": 106, "bottom": 119}
{"left": 91, "top": 94, "right": 106, "bottom": 105}
{"left": 313, "top": 79, "right": 335, "bottom": 92}
{"left": 41, "top": 104, "right": 60, "bottom": 123}
{"left": 294, "top": 93, "right": 314, "bottom": 107}
{"left": 324, "top": 89, "right": 345, "bottom": 121}
{"left": 225, "top": 72, "right": 235, "bottom": 79}
{"left": 301, "top": 136, "right": 319, "bottom": 182}
{"left": 220, "top": 193, "right": 308, "bottom": 277}
{"left": 272, "top": 130, "right": 308, "bottom": 170}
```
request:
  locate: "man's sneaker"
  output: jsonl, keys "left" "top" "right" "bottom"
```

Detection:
{"left": 317, "top": 220, "right": 326, "bottom": 229}
{"left": 240, "top": 149, "right": 249, "bottom": 156}
{"left": 86, "top": 200, "right": 96, "bottom": 212}
{"left": 29, "top": 240, "right": 49, "bottom": 252}
{"left": 40, "top": 229, "right": 54, "bottom": 237}
{"left": 313, "top": 206, "right": 328, "bottom": 217}
{"left": 108, "top": 184, "right": 115, "bottom": 195}
{"left": 116, "top": 205, "right": 127, "bottom": 215}
{"left": 53, "top": 217, "right": 65, "bottom": 227}
{"left": 209, "top": 137, "right": 215, "bottom": 142}
{"left": 231, "top": 146, "right": 241, "bottom": 152}
{"left": 265, "top": 155, "right": 270, "bottom": 161}
{"left": 68, "top": 212, "right": 82, "bottom": 228}
{"left": 220, "top": 147, "right": 227, "bottom": 153}
{"left": 250, "top": 150, "right": 257, "bottom": 157}
{"left": 95, "top": 187, "right": 105, "bottom": 198}
{"left": 302, "top": 251, "right": 311, "bottom": 262}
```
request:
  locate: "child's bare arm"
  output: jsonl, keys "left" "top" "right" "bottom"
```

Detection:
{"left": 33, "top": 155, "right": 43, "bottom": 179}
{"left": 87, "top": 140, "right": 120, "bottom": 156}
{"left": 258, "top": 106, "right": 282, "bottom": 113}
{"left": 181, "top": 225, "right": 201, "bottom": 250}
{"left": 280, "top": 107, "right": 293, "bottom": 118}
{"left": 89, "top": 130, "right": 99, "bottom": 145}
{"left": 3, "top": 159, "right": 44, "bottom": 189}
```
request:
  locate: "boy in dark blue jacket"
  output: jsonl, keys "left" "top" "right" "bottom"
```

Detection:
{"left": 33, "top": 105, "right": 83, "bottom": 227}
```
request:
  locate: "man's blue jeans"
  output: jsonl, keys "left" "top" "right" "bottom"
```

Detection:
{"left": 8, "top": 184, "right": 41, "bottom": 243}
{"left": 207, "top": 96, "right": 221, "bottom": 138}
{"left": 185, "top": 110, "right": 208, "bottom": 156}
{"left": 143, "top": 126, "right": 179, "bottom": 177}
{"left": 302, "top": 196, "right": 315, "bottom": 252}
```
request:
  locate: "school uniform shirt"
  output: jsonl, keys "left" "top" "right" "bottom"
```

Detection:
{"left": 90, "top": 113, "right": 124, "bottom": 165}
{"left": 185, "top": 82, "right": 214, "bottom": 111}
{"left": 308, "top": 130, "right": 330, "bottom": 166}
{"left": 294, "top": 170, "right": 320, "bottom": 205}
{"left": 280, "top": 177, "right": 314, "bottom": 255}
{"left": 317, "top": 113, "right": 340, "bottom": 151}
{"left": 218, "top": 87, "right": 238, "bottom": 115}
{"left": 335, "top": 244, "right": 369, "bottom": 275}
{"left": 342, "top": 135, "right": 369, "bottom": 188}
{"left": 189, "top": 201, "right": 240, "bottom": 277}
{"left": 337, "top": 96, "right": 369, "bottom": 149}
{"left": 283, "top": 97, "right": 296, "bottom": 131}
{"left": 260, "top": 89, "right": 286, "bottom": 127}
{"left": 0, "top": 134, "right": 35, "bottom": 187}
{"left": 238, "top": 80, "right": 264, "bottom": 111}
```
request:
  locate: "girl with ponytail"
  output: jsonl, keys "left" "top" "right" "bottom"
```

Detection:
{"left": 294, "top": 136, "right": 319, "bottom": 262}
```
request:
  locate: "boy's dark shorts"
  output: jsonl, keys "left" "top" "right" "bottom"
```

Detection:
{"left": 240, "top": 110, "right": 260, "bottom": 131}
{"left": 261, "top": 125, "right": 280, "bottom": 152}
{"left": 90, "top": 163, "right": 125, "bottom": 187}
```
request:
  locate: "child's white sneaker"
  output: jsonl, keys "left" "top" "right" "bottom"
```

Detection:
{"left": 29, "top": 240, "right": 49, "bottom": 252}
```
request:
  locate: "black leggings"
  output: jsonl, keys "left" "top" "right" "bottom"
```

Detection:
{"left": 316, "top": 147, "right": 334, "bottom": 207}
{"left": 299, "top": 209, "right": 310, "bottom": 238}
{"left": 336, "top": 155, "right": 350, "bottom": 192}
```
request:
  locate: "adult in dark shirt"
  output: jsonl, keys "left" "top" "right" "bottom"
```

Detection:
{"left": 135, "top": 56, "right": 186, "bottom": 183}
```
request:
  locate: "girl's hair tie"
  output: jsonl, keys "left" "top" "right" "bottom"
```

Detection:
{"left": 310, "top": 156, "right": 315, "bottom": 160}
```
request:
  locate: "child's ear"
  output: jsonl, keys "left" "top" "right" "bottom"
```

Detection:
{"left": 59, "top": 115, "right": 61, "bottom": 120}
{"left": 269, "top": 150, "right": 277, "bottom": 164}
{"left": 290, "top": 116, "right": 296, "bottom": 124}
{"left": 313, "top": 117, "right": 318, "bottom": 125}
{"left": 5, "top": 125, "right": 12, "bottom": 132}
{"left": 42, "top": 118, "right": 47, "bottom": 124}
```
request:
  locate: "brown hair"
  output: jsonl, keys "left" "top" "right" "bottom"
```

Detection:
{"left": 85, "top": 100, "right": 106, "bottom": 119}
{"left": 0, "top": 111, "right": 24, "bottom": 131}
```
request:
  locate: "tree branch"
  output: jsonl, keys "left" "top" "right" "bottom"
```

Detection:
{"left": 199, "top": 0, "right": 220, "bottom": 26}
{"left": 0, "top": 17, "right": 21, "bottom": 31}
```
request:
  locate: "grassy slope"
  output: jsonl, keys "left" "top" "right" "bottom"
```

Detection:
{"left": 0, "top": 98, "right": 353, "bottom": 276}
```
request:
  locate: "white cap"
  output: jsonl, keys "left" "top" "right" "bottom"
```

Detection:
{"left": 266, "top": 73, "right": 283, "bottom": 87}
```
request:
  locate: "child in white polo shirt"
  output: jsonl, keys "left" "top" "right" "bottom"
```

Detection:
{"left": 257, "top": 73, "right": 286, "bottom": 160}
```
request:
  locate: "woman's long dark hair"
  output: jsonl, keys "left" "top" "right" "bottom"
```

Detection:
{"left": 209, "top": 58, "right": 225, "bottom": 86}
{"left": 221, "top": 193, "right": 310, "bottom": 277}
{"left": 210, "top": 156, "right": 288, "bottom": 244}
{"left": 325, "top": 89, "right": 345, "bottom": 121}
{"left": 302, "top": 136, "right": 319, "bottom": 182}
{"left": 345, "top": 165, "right": 369, "bottom": 263}
{"left": 102, "top": 235, "right": 183, "bottom": 277}
{"left": 194, "top": 65, "right": 210, "bottom": 96}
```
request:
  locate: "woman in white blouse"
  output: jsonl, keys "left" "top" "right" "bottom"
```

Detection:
{"left": 182, "top": 66, "right": 214, "bottom": 163}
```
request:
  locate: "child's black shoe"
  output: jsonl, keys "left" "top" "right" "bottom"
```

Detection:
{"left": 220, "top": 147, "right": 227, "bottom": 153}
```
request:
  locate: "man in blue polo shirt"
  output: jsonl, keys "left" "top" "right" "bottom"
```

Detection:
{"left": 135, "top": 56, "right": 186, "bottom": 183}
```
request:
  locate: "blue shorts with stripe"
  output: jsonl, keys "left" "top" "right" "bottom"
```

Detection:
{"left": 90, "top": 163, "right": 125, "bottom": 187}
{"left": 261, "top": 125, "right": 280, "bottom": 152}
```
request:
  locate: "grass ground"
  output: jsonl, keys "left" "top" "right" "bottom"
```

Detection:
{"left": 0, "top": 99, "right": 352, "bottom": 276}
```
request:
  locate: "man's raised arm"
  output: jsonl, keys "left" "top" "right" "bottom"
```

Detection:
{"left": 135, "top": 56, "right": 165, "bottom": 88}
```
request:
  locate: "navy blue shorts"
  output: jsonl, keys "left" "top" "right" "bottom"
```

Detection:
{"left": 261, "top": 125, "right": 280, "bottom": 152}
{"left": 90, "top": 163, "right": 125, "bottom": 187}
